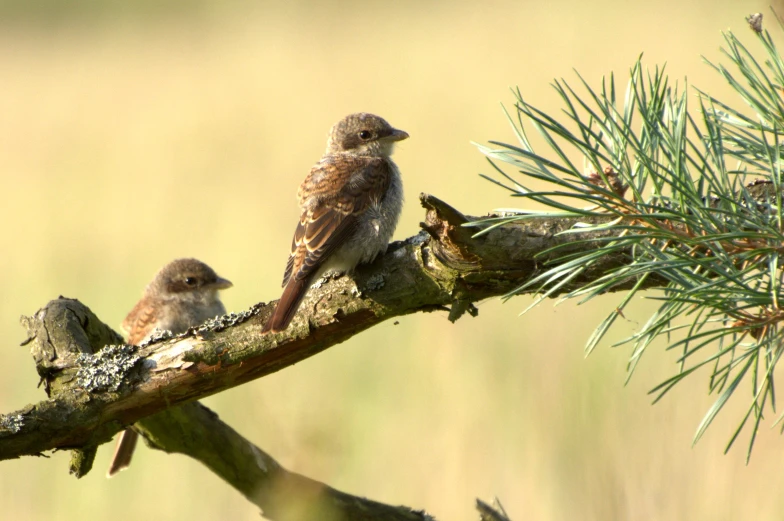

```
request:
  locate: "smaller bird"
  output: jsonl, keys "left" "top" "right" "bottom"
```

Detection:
{"left": 262, "top": 113, "right": 409, "bottom": 334}
{"left": 106, "top": 258, "right": 232, "bottom": 477}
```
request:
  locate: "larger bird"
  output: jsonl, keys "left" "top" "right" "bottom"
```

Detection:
{"left": 262, "top": 113, "right": 408, "bottom": 333}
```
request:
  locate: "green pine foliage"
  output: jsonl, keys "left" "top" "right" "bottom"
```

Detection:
{"left": 475, "top": 14, "right": 784, "bottom": 461}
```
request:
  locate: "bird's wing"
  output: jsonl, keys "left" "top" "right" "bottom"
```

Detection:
{"left": 121, "top": 297, "right": 160, "bottom": 345}
{"left": 281, "top": 155, "right": 391, "bottom": 287}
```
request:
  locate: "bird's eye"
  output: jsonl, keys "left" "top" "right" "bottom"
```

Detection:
{"left": 184, "top": 277, "right": 197, "bottom": 286}
{"left": 358, "top": 130, "right": 372, "bottom": 140}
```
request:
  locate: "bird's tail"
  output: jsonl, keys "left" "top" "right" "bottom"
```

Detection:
{"left": 262, "top": 277, "right": 310, "bottom": 333}
{"left": 107, "top": 428, "right": 139, "bottom": 477}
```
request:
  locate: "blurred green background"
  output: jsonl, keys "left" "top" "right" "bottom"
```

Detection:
{"left": 2, "top": 1, "right": 783, "bottom": 519}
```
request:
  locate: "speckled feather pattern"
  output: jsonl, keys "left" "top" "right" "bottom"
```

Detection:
{"left": 122, "top": 291, "right": 227, "bottom": 344}
{"left": 282, "top": 155, "right": 403, "bottom": 286}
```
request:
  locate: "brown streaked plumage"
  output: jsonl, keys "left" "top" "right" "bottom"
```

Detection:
{"left": 107, "top": 258, "right": 232, "bottom": 478}
{"left": 263, "top": 113, "right": 408, "bottom": 333}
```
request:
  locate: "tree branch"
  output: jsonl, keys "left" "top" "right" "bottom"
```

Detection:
{"left": 1, "top": 194, "right": 663, "bottom": 460}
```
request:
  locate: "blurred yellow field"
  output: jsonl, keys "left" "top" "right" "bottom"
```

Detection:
{"left": 1, "top": 1, "right": 782, "bottom": 520}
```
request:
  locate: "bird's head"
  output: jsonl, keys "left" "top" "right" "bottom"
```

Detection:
{"left": 150, "top": 258, "right": 233, "bottom": 305}
{"left": 326, "top": 113, "right": 409, "bottom": 157}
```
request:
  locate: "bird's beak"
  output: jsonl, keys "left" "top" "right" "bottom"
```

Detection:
{"left": 384, "top": 128, "right": 409, "bottom": 142}
{"left": 212, "top": 277, "right": 233, "bottom": 290}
